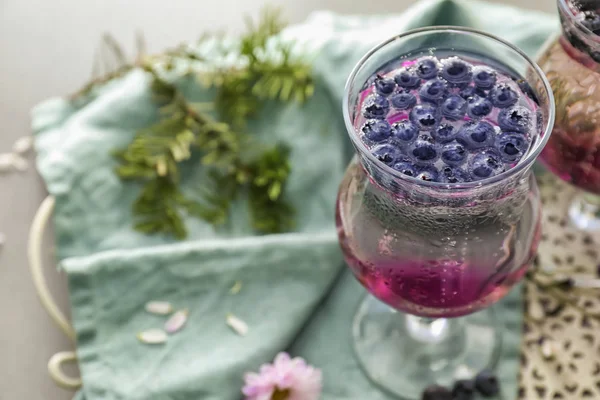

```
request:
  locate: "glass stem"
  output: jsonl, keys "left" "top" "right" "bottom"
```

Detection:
{"left": 405, "top": 315, "right": 464, "bottom": 344}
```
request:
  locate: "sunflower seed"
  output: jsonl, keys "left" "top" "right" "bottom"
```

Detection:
{"left": 137, "top": 329, "right": 167, "bottom": 344}
{"left": 145, "top": 301, "right": 173, "bottom": 315}
{"left": 226, "top": 313, "right": 248, "bottom": 336}
{"left": 13, "top": 136, "right": 34, "bottom": 155}
{"left": 229, "top": 281, "right": 242, "bottom": 295}
{"left": 11, "top": 155, "right": 28, "bottom": 172}
{"left": 165, "top": 309, "right": 188, "bottom": 334}
{"left": 0, "top": 153, "right": 15, "bottom": 172}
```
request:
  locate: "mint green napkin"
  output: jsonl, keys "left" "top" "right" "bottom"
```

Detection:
{"left": 31, "top": 1, "right": 557, "bottom": 399}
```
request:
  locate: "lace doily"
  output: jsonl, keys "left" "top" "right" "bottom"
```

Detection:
{"left": 520, "top": 174, "right": 600, "bottom": 399}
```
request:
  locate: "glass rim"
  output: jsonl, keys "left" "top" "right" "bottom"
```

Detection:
{"left": 342, "top": 25, "right": 556, "bottom": 190}
{"left": 558, "top": 0, "right": 600, "bottom": 40}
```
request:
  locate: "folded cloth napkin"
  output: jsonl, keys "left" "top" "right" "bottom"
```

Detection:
{"left": 31, "top": 0, "right": 557, "bottom": 399}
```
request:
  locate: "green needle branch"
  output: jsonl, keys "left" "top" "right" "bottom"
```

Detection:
{"left": 76, "top": 8, "right": 314, "bottom": 239}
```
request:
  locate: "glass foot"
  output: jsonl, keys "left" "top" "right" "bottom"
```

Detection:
{"left": 352, "top": 294, "right": 502, "bottom": 399}
{"left": 569, "top": 193, "right": 600, "bottom": 231}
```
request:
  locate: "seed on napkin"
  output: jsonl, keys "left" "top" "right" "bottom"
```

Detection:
{"left": 137, "top": 329, "right": 167, "bottom": 344}
{"left": 165, "top": 309, "right": 188, "bottom": 334}
{"left": 226, "top": 313, "right": 248, "bottom": 336}
{"left": 13, "top": 136, "right": 33, "bottom": 155}
{"left": 11, "top": 155, "right": 28, "bottom": 172}
{"left": 0, "top": 154, "right": 16, "bottom": 172}
{"left": 145, "top": 301, "right": 173, "bottom": 315}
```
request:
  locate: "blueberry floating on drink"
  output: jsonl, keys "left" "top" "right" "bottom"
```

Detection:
{"left": 362, "top": 94, "right": 390, "bottom": 119}
{"left": 432, "top": 123, "right": 458, "bottom": 143}
{"left": 391, "top": 120, "right": 418, "bottom": 145}
{"left": 440, "top": 56, "right": 473, "bottom": 87}
{"left": 392, "top": 161, "right": 417, "bottom": 177}
{"left": 440, "top": 166, "right": 470, "bottom": 183}
{"left": 467, "top": 94, "right": 493, "bottom": 118}
{"left": 415, "top": 56, "right": 439, "bottom": 79}
{"left": 441, "top": 142, "right": 468, "bottom": 166}
{"left": 356, "top": 54, "right": 539, "bottom": 183}
{"left": 489, "top": 83, "right": 519, "bottom": 108}
{"left": 419, "top": 78, "right": 449, "bottom": 104}
{"left": 496, "top": 132, "right": 529, "bottom": 163}
{"left": 457, "top": 120, "right": 496, "bottom": 149}
{"left": 469, "top": 149, "right": 505, "bottom": 180}
{"left": 374, "top": 74, "right": 397, "bottom": 96}
{"left": 395, "top": 66, "right": 422, "bottom": 89}
{"left": 472, "top": 65, "right": 497, "bottom": 89}
{"left": 371, "top": 143, "right": 402, "bottom": 165}
{"left": 410, "top": 104, "right": 441, "bottom": 131}
{"left": 390, "top": 89, "right": 417, "bottom": 110}
{"left": 441, "top": 95, "right": 467, "bottom": 121}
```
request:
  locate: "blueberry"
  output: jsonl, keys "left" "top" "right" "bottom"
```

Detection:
{"left": 452, "top": 379, "right": 475, "bottom": 400}
{"left": 459, "top": 86, "right": 487, "bottom": 100}
{"left": 440, "top": 57, "right": 473, "bottom": 87}
{"left": 489, "top": 83, "right": 519, "bottom": 108}
{"left": 431, "top": 123, "right": 457, "bottom": 143}
{"left": 441, "top": 95, "right": 467, "bottom": 121}
{"left": 416, "top": 165, "right": 440, "bottom": 182}
{"left": 371, "top": 143, "right": 402, "bottom": 166}
{"left": 421, "top": 384, "right": 452, "bottom": 400}
{"left": 419, "top": 78, "right": 449, "bottom": 104}
{"left": 410, "top": 104, "right": 440, "bottom": 131}
{"left": 441, "top": 142, "right": 468, "bottom": 166}
{"left": 408, "top": 134, "right": 440, "bottom": 165}
{"left": 472, "top": 66, "right": 497, "bottom": 89}
{"left": 393, "top": 161, "right": 417, "bottom": 177}
{"left": 513, "top": 78, "right": 539, "bottom": 105}
{"left": 495, "top": 132, "right": 529, "bottom": 163}
{"left": 498, "top": 106, "right": 531, "bottom": 134}
{"left": 362, "top": 94, "right": 390, "bottom": 119}
{"left": 415, "top": 56, "right": 439, "bottom": 80}
{"left": 474, "top": 369, "right": 500, "bottom": 397}
{"left": 373, "top": 74, "right": 396, "bottom": 96}
{"left": 573, "top": 0, "right": 598, "bottom": 12}
{"left": 391, "top": 120, "right": 418, "bottom": 145}
{"left": 361, "top": 119, "right": 392, "bottom": 142}
{"left": 578, "top": 10, "right": 600, "bottom": 33}
{"left": 457, "top": 121, "right": 496, "bottom": 149}
{"left": 469, "top": 149, "right": 505, "bottom": 180}
{"left": 467, "top": 95, "right": 493, "bottom": 118}
{"left": 394, "top": 67, "right": 421, "bottom": 89}
{"left": 440, "top": 166, "right": 470, "bottom": 183}
{"left": 390, "top": 89, "right": 417, "bottom": 110}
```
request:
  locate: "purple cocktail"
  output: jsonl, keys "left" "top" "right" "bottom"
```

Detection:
{"left": 338, "top": 53, "right": 542, "bottom": 319}
{"left": 337, "top": 27, "right": 554, "bottom": 398}
{"left": 537, "top": 0, "right": 600, "bottom": 230}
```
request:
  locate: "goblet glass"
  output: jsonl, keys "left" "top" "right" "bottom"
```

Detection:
{"left": 537, "top": 0, "right": 600, "bottom": 230}
{"left": 336, "top": 27, "right": 555, "bottom": 398}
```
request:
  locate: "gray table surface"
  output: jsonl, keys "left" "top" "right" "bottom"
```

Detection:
{"left": 0, "top": 0, "right": 554, "bottom": 399}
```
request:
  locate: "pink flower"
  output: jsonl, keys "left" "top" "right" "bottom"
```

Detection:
{"left": 242, "top": 352, "right": 322, "bottom": 400}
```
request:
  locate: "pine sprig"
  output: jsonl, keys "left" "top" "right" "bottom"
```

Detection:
{"left": 80, "top": 8, "right": 311, "bottom": 239}
{"left": 207, "top": 8, "right": 314, "bottom": 127}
